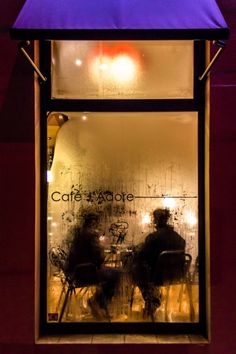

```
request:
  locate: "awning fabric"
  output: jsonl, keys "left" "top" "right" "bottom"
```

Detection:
{"left": 10, "top": 0, "right": 229, "bottom": 40}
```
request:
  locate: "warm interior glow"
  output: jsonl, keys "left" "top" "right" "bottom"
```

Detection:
{"left": 47, "top": 111, "right": 199, "bottom": 323}
{"left": 47, "top": 170, "right": 53, "bottom": 183}
{"left": 98, "top": 56, "right": 110, "bottom": 72}
{"left": 52, "top": 40, "right": 194, "bottom": 99}
{"left": 81, "top": 114, "right": 88, "bottom": 121}
{"left": 91, "top": 50, "right": 138, "bottom": 85}
{"left": 185, "top": 211, "right": 197, "bottom": 226}
{"left": 110, "top": 55, "right": 136, "bottom": 83}
{"left": 163, "top": 197, "right": 176, "bottom": 209}
{"left": 141, "top": 213, "right": 151, "bottom": 225}
{"left": 75, "top": 58, "right": 82, "bottom": 66}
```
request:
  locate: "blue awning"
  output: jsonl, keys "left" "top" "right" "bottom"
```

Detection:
{"left": 10, "top": 0, "right": 229, "bottom": 40}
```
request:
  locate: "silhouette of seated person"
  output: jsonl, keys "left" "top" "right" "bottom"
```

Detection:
{"left": 132, "top": 208, "right": 186, "bottom": 318}
{"left": 67, "top": 212, "right": 120, "bottom": 320}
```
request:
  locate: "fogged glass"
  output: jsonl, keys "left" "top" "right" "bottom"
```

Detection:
{"left": 47, "top": 112, "right": 199, "bottom": 323}
{"left": 51, "top": 41, "right": 193, "bottom": 99}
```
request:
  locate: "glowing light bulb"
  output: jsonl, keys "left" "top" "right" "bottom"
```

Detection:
{"left": 141, "top": 213, "right": 151, "bottom": 225}
{"left": 75, "top": 58, "right": 82, "bottom": 66}
{"left": 47, "top": 170, "right": 53, "bottom": 183}
{"left": 99, "top": 62, "right": 109, "bottom": 71}
{"left": 185, "top": 211, "right": 197, "bottom": 226}
{"left": 51, "top": 222, "right": 57, "bottom": 227}
{"left": 163, "top": 197, "right": 176, "bottom": 209}
{"left": 81, "top": 115, "right": 87, "bottom": 121}
{"left": 110, "top": 55, "right": 136, "bottom": 83}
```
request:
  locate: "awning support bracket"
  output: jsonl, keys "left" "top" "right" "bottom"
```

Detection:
{"left": 18, "top": 41, "right": 47, "bottom": 82}
{"left": 199, "top": 40, "right": 225, "bottom": 81}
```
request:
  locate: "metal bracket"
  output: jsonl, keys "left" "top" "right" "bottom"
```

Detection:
{"left": 18, "top": 40, "right": 47, "bottom": 82}
{"left": 198, "top": 40, "right": 225, "bottom": 81}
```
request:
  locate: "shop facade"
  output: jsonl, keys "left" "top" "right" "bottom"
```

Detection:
{"left": 0, "top": 0, "right": 236, "bottom": 352}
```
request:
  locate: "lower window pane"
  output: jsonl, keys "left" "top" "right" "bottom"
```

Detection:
{"left": 46, "top": 111, "right": 199, "bottom": 324}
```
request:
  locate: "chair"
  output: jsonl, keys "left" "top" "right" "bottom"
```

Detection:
{"left": 58, "top": 262, "right": 100, "bottom": 322}
{"left": 48, "top": 246, "right": 69, "bottom": 312}
{"left": 192, "top": 255, "right": 199, "bottom": 283}
{"left": 153, "top": 250, "right": 195, "bottom": 322}
{"left": 48, "top": 247, "right": 101, "bottom": 322}
{"left": 130, "top": 250, "right": 195, "bottom": 322}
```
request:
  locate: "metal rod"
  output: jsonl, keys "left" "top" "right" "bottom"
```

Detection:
{"left": 198, "top": 46, "right": 224, "bottom": 81}
{"left": 19, "top": 42, "right": 47, "bottom": 82}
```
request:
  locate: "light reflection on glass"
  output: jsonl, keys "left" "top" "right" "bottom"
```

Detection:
{"left": 47, "top": 170, "right": 53, "bottom": 183}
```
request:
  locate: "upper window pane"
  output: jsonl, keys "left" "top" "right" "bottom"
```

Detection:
{"left": 51, "top": 40, "right": 194, "bottom": 99}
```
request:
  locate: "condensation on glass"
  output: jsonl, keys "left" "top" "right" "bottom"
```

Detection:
{"left": 51, "top": 41, "right": 194, "bottom": 99}
{"left": 47, "top": 111, "right": 199, "bottom": 323}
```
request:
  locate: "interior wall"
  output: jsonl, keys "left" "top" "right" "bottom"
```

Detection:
{"left": 48, "top": 112, "right": 198, "bottom": 252}
{"left": 0, "top": 0, "right": 236, "bottom": 352}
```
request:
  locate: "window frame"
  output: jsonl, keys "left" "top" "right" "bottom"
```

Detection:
{"left": 39, "top": 39, "right": 207, "bottom": 336}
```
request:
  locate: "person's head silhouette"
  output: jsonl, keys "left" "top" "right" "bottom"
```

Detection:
{"left": 153, "top": 208, "right": 170, "bottom": 228}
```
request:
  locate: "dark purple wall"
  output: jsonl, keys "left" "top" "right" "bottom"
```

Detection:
{"left": 0, "top": 0, "right": 236, "bottom": 353}
{"left": 209, "top": 1, "right": 236, "bottom": 351}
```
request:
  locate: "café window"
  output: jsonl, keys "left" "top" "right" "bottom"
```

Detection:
{"left": 10, "top": 0, "right": 229, "bottom": 340}
{"left": 42, "top": 39, "right": 203, "bottom": 334}
{"left": 47, "top": 109, "right": 199, "bottom": 323}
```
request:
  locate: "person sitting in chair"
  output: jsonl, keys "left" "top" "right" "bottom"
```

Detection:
{"left": 131, "top": 208, "right": 186, "bottom": 319}
{"left": 67, "top": 211, "right": 120, "bottom": 320}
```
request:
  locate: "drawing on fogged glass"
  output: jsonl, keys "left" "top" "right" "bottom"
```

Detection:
{"left": 47, "top": 111, "right": 199, "bottom": 323}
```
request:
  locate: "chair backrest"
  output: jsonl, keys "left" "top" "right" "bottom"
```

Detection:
{"left": 49, "top": 247, "right": 98, "bottom": 288}
{"left": 153, "top": 250, "right": 192, "bottom": 285}
{"left": 49, "top": 246, "right": 68, "bottom": 273}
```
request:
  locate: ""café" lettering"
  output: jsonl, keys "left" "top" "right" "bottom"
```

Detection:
{"left": 51, "top": 189, "right": 134, "bottom": 204}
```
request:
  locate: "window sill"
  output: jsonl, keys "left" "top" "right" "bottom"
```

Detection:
{"left": 36, "top": 334, "right": 209, "bottom": 344}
